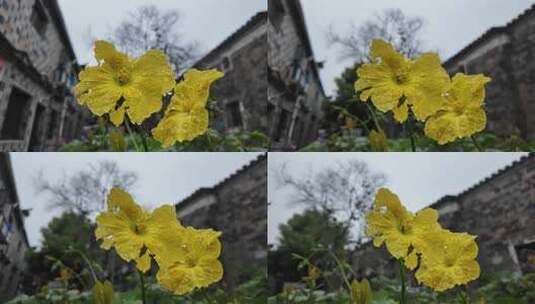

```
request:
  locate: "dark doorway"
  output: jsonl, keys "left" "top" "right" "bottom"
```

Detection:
{"left": 1, "top": 87, "right": 32, "bottom": 140}
{"left": 29, "top": 104, "right": 46, "bottom": 151}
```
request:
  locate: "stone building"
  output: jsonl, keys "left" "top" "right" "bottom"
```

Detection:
{"left": 194, "top": 12, "right": 268, "bottom": 136}
{"left": 353, "top": 154, "right": 535, "bottom": 278}
{"left": 268, "top": 0, "right": 326, "bottom": 150}
{"left": 175, "top": 155, "right": 267, "bottom": 288}
{"left": 0, "top": 0, "right": 86, "bottom": 151}
{"left": 444, "top": 4, "right": 535, "bottom": 141}
{"left": 0, "top": 153, "right": 29, "bottom": 301}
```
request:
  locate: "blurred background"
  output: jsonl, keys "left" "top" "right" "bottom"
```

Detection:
{"left": 0, "top": 0, "right": 268, "bottom": 152}
{"left": 268, "top": 152, "right": 535, "bottom": 301}
{"left": 0, "top": 152, "right": 267, "bottom": 302}
{"left": 268, "top": 0, "right": 535, "bottom": 151}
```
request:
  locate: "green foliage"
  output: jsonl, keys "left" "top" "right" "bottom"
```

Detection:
{"left": 267, "top": 272, "right": 535, "bottom": 303}
{"left": 302, "top": 132, "right": 535, "bottom": 152}
{"left": 174, "top": 130, "right": 269, "bottom": 152}
{"left": 269, "top": 209, "right": 350, "bottom": 293}
{"left": 23, "top": 212, "right": 103, "bottom": 293}
{"left": 9, "top": 271, "right": 267, "bottom": 304}
{"left": 59, "top": 128, "right": 269, "bottom": 152}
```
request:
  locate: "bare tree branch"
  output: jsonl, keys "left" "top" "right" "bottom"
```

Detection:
{"left": 275, "top": 159, "right": 386, "bottom": 244}
{"left": 109, "top": 5, "right": 200, "bottom": 73}
{"left": 327, "top": 8, "right": 424, "bottom": 62}
{"left": 34, "top": 161, "right": 138, "bottom": 216}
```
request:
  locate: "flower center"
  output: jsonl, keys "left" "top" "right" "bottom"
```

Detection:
{"left": 444, "top": 258, "right": 456, "bottom": 267}
{"left": 132, "top": 223, "right": 146, "bottom": 235}
{"left": 116, "top": 68, "right": 130, "bottom": 86}
{"left": 395, "top": 72, "right": 409, "bottom": 84}
{"left": 186, "top": 256, "right": 198, "bottom": 268}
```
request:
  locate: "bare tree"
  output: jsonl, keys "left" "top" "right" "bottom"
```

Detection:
{"left": 328, "top": 8, "right": 424, "bottom": 61}
{"left": 109, "top": 5, "right": 199, "bottom": 73}
{"left": 276, "top": 159, "right": 386, "bottom": 244}
{"left": 34, "top": 161, "right": 138, "bottom": 216}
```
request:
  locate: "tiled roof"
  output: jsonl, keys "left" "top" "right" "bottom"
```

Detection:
{"left": 430, "top": 153, "right": 534, "bottom": 208}
{"left": 175, "top": 154, "right": 267, "bottom": 211}
{"left": 194, "top": 11, "right": 267, "bottom": 67}
{"left": 444, "top": 4, "right": 535, "bottom": 66}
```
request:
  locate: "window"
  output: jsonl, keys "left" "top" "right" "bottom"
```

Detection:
{"left": 457, "top": 64, "right": 467, "bottom": 74}
{"left": 267, "top": 102, "right": 275, "bottom": 128}
{"left": 291, "top": 117, "right": 301, "bottom": 143}
{"left": 291, "top": 63, "right": 302, "bottom": 81}
{"left": 1, "top": 87, "right": 32, "bottom": 140}
{"left": 274, "top": 110, "right": 288, "bottom": 141}
{"left": 31, "top": 1, "right": 49, "bottom": 37}
{"left": 226, "top": 101, "right": 243, "bottom": 128}
{"left": 220, "top": 57, "right": 232, "bottom": 72}
{"left": 47, "top": 110, "right": 58, "bottom": 140}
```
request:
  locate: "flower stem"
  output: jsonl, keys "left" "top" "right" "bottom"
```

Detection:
{"left": 471, "top": 135, "right": 482, "bottom": 152}
{"left": 68, "top": 248, "right": 98, "bottom": 284}
{"left": 459, "top": 286, "right": 471, "bottom": 304}
{"left": 138, "top": 270, "right": 146, "bottom": 304}
{"left": 407, "top": 117, "right": 416, "bottom": 152}
{"left": 399, "top": 260, "right": 407, "bottom": 304}
{"left": 366, "top": 103, "right": 382, "bottom": 132}
{"left": 138, "top": 129, "right": 149, "bottom": 152}
{"left": 124, "top": 119, "right": 141, "bottom": 152}
{"left": 328, "top": 251, "right": 352, "bottom": 293}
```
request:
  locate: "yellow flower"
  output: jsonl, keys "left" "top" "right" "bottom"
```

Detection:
{"left": 415, "top": 230, "right": 480, "bottom": 291}
{"left": 152, "top": 69, "right": 223, "bottom": 147}
{"left": 157, "top": 226, "right": 223, "bottom": 295}
{"left": 95, "top": 187, "right": 184, "bottom": 272}
{"left": 355, "top": 39, "right": 450, "bottom": 122}
{"left": 366, "top": 188, "right": 441, "bottom": 266}
{"left": 75, "top": 41, "right": 175, "bottom": 126}
{"left": 424, "top": 73, "right": 491, "bottom": 145}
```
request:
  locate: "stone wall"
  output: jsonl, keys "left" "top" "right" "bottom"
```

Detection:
{"left": 353, "top": 154, "right": 535, "bottom": 277}
{"left": 0, "top": 0, "right": 86, "bottom": 151}
{"left": 195, "top": 12, "right": 268, "bottom": 135}
{"left": 431, "top": 155, "right": 535, "bottom": 274}
{"left": 444, "top": 5, "right": 535, "bottom": 141}
{"left": 175, "top": 156, "right": 267, "bottom": 288}
{"left": 0, "top": 154, "right": 29, "bottom": 301}
{"left": 268, "top": 0, "right": 325, "bottom": 150}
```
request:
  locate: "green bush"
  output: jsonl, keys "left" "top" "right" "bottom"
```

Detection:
{"left": 267, "top": 272, "right": 535, "bottom": 303}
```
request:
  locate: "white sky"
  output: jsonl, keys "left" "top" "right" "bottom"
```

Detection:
{"left": 268, "top": 152, "right": 528, "bottom": 245}
{"left": 11, "top": 152, "right": 262, "bottom": 248}
{"left": 300, "top": 0, "right": 535, "bottom": 95}
{"left": 58, "top": 0, "right": 267, "bottom": 65}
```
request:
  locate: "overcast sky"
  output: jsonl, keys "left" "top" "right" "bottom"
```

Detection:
{"left": 11, "top": 152, "right": 262, "bottom": 247}
{"left": 300, "top": 0, "right": 535, "bottom": 95}
{"left": 268, "top": 152, "right": 528, "bottom": 245}
{"left": 58, "top": 0, "right": 266, "bottom": 65}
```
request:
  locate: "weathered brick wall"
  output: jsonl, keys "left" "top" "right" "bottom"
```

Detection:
{"left": 352, "top": 155, "right": 535, "bottom": 277}
{"left": 445, "top": 5, "right": 535, "bottom": 141}
{"left": 0, "top": 0, "right": 86, "bottom": 151}
{"left": 509, "top": 9, "right": 535, "bottom": 141}
{"left": 196, "top": 14, "right": 268, "bottom": 135}
{"left": 434, "top": 156, "right": 535, "bottom": 273}
{"left": 0, "top": 0, "right": 74, "bottom": 78}
{"left": 268, "top": 0, "right": 325, "bottom": 149}
{"left": 176, "top": 157, "right": 267, "bottom": 288}
{"left": 0, "top": 155, "right": 29, "bottom": 301}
